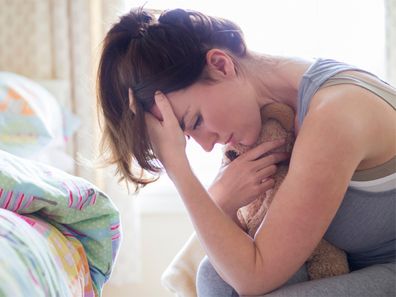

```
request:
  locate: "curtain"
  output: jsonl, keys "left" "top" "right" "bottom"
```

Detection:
{"left": 386, "top": 0, "right": 396, "bottom": 85}
{"left": 0, "top": 0, "right": 140, "bottom": 284}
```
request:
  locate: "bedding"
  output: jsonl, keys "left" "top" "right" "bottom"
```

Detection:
{"left": 0, "top": 71, "right": 79, "bottom": 172}
{"left": 0, "top": 209, "right": 94, "bottom": 296}
{"left": 0, "top": 71, "right": 64, "bottom": 157}
{"left": 0, "top": 149, "right": 121, "bottom": 296}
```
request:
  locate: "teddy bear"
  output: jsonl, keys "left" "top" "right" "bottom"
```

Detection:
{"left": 223, "top": 102, "right": 349, "bottom": 280}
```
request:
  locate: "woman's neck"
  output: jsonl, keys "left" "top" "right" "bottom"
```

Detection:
{"left": 241, "top": 52, "right": 313, "bottom": 111}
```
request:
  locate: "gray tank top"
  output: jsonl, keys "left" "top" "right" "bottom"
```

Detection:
{"left": 297, "top": 58, "right": 396, "bottom": 270}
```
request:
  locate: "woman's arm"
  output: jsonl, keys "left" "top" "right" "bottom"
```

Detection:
{"left": 147, "top": 90, "right": 374, "bottom": 295}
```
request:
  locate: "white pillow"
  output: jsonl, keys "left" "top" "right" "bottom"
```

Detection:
{"left": 161, "top": 233, "right": 205, "bottom": 297}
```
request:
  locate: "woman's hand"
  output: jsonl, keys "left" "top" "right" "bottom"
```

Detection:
{"left": 208, "top": 140, "right": 289, "bottom": 217}
{"left": 145, "top": 91, "right": 188, "bottom": 173}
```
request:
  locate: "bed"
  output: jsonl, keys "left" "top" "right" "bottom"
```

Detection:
{"left": 0, "top": 72, "right": 121, "bottom": 297}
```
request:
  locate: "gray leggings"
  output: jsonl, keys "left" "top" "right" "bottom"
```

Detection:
{"left": 196, "top": 256, "right": 396, "bottom": 297}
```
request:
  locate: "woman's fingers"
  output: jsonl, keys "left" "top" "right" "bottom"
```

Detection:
{"left": 145, "top": 109, "right": 157, "bottom": 123}
{"left": 241, "top": 139, "right": 286, "bottom": 161}
{"left": 145, "top": 111, "right": 160, "bottom": 134}
{"left": 154, "top": 91, "right": 179, "bottom": 126}
{"left": 257, "top": 178, "right": 275, "bottom": 193}
{"left": 257, "top": 164, "right": 277, "bottom": 180}
{"left": 144, "top": 112, "right": 162, "bottom": 154}
{"left": 253, "top": 152, "right": 289, "bottom": 171}
{"left": 144, "top": 91, "right": 187, "bottom": 170}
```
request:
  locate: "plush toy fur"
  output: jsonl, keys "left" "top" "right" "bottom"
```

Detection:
{"left": 223, "top": 103, "right": 349, "bottom": 280}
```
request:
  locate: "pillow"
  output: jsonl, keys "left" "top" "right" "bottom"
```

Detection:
{"left": 0, "top": 72, "right": 64, "bottom": 157}
{"left": 0, "top": 149, "right": 121, "bottom": 294}
{"left": 161, "top": 233, "right": 205, "bottom": 297}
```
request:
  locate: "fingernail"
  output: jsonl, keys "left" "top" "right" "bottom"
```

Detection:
{"left": 155, "top": 91, "right": 164, "bottom": 99}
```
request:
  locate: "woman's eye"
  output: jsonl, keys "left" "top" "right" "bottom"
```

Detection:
{"left": 193, "top": 115, "right": 203, "bottom": 130}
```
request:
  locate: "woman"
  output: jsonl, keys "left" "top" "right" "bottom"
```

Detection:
{"left": 97, "top": 7, "right": 396, "bottom": 296}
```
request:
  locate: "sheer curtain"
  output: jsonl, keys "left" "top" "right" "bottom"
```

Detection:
{"left": 386, "top": 0, "right": 396, "bottom": 85}
{"left": 0, "top": 0, "right": 141, "bottom": 283}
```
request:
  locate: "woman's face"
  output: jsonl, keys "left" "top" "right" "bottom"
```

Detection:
{"left": 152, "top": 78, "right": 263, "bottom": 152}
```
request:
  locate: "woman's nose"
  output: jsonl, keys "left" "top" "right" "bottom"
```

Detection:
{"left": 200, "top": 140, "right": 215, "bottom": 152}
{"left": 191, "top": 132, "right": 216, "bottom": 152}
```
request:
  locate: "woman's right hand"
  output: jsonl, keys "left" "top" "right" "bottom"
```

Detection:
{"left": 145, "top": 91, "right": 189, "bottom": 173}
{"left": 208, "top": 140, "right": 289, "bottom": 216}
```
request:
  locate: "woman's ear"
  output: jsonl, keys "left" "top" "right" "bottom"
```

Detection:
{"left": 206, "top": 49, "right": 236, "bottom": 79}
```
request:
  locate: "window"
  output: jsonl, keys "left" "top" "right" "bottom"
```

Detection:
{"left": 124, "top": 0, "right": 386, "bottom": 213}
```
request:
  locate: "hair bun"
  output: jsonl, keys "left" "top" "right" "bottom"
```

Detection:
{"left": 158, "top": 9, "right": 193, "bottom": 29}
{"left": 158, "top": 8, "right": 245, "bottom": 56}
{"left": 112, "top": 8, "right": 155, "bottom": 39}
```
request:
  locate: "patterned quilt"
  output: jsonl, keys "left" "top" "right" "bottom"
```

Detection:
{"left": 0, "top": 150, "right": 121, "bottom": 296}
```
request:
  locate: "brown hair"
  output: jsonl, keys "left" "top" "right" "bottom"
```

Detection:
{"left": 97, "top": 7, "right": 247, "bottom": 191}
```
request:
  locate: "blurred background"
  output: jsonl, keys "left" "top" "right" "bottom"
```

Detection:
{"left": 0, "top": 0, "right": 394, "bottom": 296}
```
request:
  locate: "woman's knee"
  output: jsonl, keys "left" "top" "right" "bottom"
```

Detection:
{"left": 196, "top": 256, "right": 238, "bottom": 297}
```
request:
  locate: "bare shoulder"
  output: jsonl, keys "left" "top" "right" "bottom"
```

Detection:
{"left": 286, "top": 88, "right": 365, "bottom": 199}
{"left": 251, "top": 84, "right": 378, "bottom": 289}
{"left": 302, "top": 82, "right": 396, "bottom": 169}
